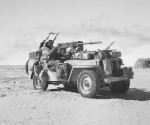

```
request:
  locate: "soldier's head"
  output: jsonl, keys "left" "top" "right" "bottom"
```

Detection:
{"left": 45, "top": 40, "right": 54, "bottom": 49}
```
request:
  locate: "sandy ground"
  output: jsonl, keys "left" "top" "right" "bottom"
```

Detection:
{"left": 0, "top": 66, "right": 150, "bottom": 125}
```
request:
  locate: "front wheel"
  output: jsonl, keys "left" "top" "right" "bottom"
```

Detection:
{"left": 77, "top": 70, "right": 99, "bottom": 98}
{"left": 33, "top": 75, "right": 48, "bottom": 91}
{"left": 110, "top": 80, "right": 130, "bottom": 94}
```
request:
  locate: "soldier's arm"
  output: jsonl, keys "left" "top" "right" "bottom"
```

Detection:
{"left": 39, "top": 41, "right": 45, "bottom": 50}
{"left": 49, "top": 46, "right": 59, "bottom": 56}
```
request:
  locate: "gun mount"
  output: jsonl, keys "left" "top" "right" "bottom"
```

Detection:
{"left": 43, "top": 32, "right": 59, "bottom": 43}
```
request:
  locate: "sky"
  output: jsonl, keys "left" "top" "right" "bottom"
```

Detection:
{"left": 0, "top": 0, "right": 150, "bottom": 66}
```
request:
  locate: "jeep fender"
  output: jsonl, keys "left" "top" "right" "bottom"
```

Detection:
{"left": 68, "top": 65, "right": 104, "bottom": 84}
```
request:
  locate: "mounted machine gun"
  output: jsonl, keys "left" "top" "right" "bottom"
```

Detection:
{"left": 57, "top": 41, "right": 102, "bottom": 54}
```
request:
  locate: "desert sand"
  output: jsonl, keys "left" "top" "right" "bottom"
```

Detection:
{"left": 0, "top": 66, "right": 150, "bottom": 125}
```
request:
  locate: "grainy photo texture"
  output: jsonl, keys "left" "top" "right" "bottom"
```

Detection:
{"left": 0, "top": 0, "right": 150, "bottom": 125}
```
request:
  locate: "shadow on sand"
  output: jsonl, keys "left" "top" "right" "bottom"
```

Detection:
{"left": 48, "top": 86, "right": 78, "bottom": 93}
{"left": 48, "top": 87, "right": 150, "bottom": 101}
{"left": 96, "top": 88, "right": 150, "bottom": 101}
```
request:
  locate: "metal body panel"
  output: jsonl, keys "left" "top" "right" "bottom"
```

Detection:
{"left": 38, "top": 70, "right": 58, "bottom": 81}
{"left": 64, "top": 59, "right": 100, "bottom": 66}
{"left": 64, "top": 59, "right": 104, "bottom": 84}
{"left": 42, "top": 69, "right": 67, "bottom": 82}
{"left": 47, "top": 70, "right": 58, "bottom": 81}
{"left": 67, "top": 65, "right": 104, "bottom": 84}
{"left": 39, "top": 69, "right": 68, "bottom": 82}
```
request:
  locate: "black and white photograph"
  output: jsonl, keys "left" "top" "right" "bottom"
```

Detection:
{"left": 0, "top": 0, "right": 150, "bottom": 124}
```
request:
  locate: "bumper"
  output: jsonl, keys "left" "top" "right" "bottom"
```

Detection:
{"left": 104, "top": 76, "right": 130, "bottom": 83}
{"left": 104, "top": 67, "right": 134, "bottom": 83}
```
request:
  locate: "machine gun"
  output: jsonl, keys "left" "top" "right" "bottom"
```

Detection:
{"left": 56, "top": 41, "right": 102, "bottom": 60}
{"left": 57, "top": 41, "right": 102, "bottom": 56}
{"left": 105, "top": 41, "right": 115, "bottom": 50}
{"left": 57, "top": 41, "right": 102, "bottom": 49}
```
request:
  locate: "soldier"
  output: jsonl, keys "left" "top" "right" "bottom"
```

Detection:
{"left": 38, "top": 38, "right": 69, "bottom": 79}
{"left": 39, "top": 39, "right": 59, "bottom": 70}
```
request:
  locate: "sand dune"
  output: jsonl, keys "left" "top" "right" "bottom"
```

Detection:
{"left": 0, "top": 67, "right": 150, "bottom": 125}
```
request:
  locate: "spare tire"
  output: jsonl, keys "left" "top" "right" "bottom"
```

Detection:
{"left": 25, "top": 60, "right": 29, "bottom": 74}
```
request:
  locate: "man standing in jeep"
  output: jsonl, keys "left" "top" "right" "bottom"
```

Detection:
{"left": 39, "top": 39, "right": 60, "bottom": 71}
{"left": 39, "top": 39, "right": 69, "bottom": 79}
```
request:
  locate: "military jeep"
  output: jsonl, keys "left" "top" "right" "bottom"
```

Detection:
{"left": 25, "top": 32, "right": 134, "bottom": 98}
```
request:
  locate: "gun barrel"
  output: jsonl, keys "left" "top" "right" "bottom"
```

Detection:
{"left": 57, "top": 41, "right": 102, "bottom": 49}
{"left": 105, "top": 41, "right": 115, "bottom": 50}
{"left": 80, "top": 41, "right": 102, "bottom": 45}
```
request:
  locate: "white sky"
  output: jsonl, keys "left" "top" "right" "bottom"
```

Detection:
{"left": 0, "top": 0, "right": 150, "bottom": 66}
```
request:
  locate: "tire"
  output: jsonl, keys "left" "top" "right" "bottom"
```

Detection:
{"left": 110, "top": 80, "right": 130, "bottom": 94}
{"left": 77, "top": 70, "right": 99, "bottom": 98}
{"left": 25, "top": 60, "right": 29, "bottom": 74}
{"left": 33, "top": 75, "right": 48, "bottom": 91}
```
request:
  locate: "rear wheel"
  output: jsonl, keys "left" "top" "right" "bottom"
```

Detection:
{"left": 77, "top": 70, "right": 99, "bottom": 98}
{"left": 110, "top": 80, "right": 130, "bottom": 94}
{"left": 33, "top": 75, "right": 48, "bottom": 91}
